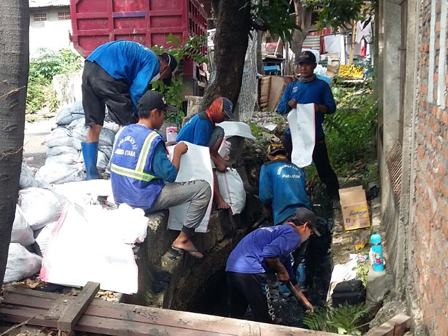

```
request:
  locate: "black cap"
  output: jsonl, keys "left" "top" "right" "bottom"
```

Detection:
{"left": 161, "top": 53, "right": 178, "bottom": 74}
{"left": 268, "top": 142, "right": 287, "bottom": 156}
{"left": 222, "top": 97, "right": 234, "bottom": 120}
{"left": 286, "top": 208, "right": 320, "bottom": 236}
{"left": 138, "top": 91, "right": 177, "bottom": 113}
{"left": 296, "top": 50, "right": 316, "bottom": 64}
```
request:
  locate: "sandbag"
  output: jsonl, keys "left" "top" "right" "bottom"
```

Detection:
{"left": 46, "top": 146, "right": 79, "bottom": 157}
{"left": 55, "top": 101, "right": 84, "bottom": 126}
{"left": 288, "top": 104, "right": 316, "bottom": 168}
{"left": 18, "top": 187, "right": 63, "bottom": 230}
{"left": 44, "top": 128, "right": 82, "bottom": 150}
{"left": 4, "top": 243, "right": 42, "bottom": 283}
{"left": 34, "top": 221, "right": 57, "bottom": 257}
{"left": 216, "top": 168, "right": 246, "bottom": 215}
{"left": 45, "top": 152, "right": 82, "bottom": 166}
{"left": 99, "top": 145, "right": 112, "bottom": 160}
{"left": 20, "top": 163, "right": 39, "bottom": 189}
{"left": 11, "top": 205, "right": 35, "bottom": 246}
{"left": 36, "top": 162, "right": 85, "bottom": 184}
{"left": 72, "top": 124, "right": 116, "bottom": 147}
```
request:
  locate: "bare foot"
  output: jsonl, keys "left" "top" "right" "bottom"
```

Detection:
{"left": 172, "top": 239, "right": 203, "bottom": 259}
{"left": 215, "top": 196, "right": 231, "bottom": 210}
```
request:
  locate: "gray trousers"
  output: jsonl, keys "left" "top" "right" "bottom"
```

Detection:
{"left": 149, "top": 180, "right": 211, "bottom": 235}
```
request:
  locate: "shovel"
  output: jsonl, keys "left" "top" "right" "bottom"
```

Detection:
{"left": 286, "top": 281, "right": 312, "bottom": 313}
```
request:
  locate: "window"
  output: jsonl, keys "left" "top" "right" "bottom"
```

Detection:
{"left": 34, "top": 13, "right": 47, "bottom": 21}
{"left": 58, "top": 12, "right": 71, "bottom": 20}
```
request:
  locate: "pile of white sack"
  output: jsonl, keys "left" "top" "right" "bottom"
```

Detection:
{"left": 36, "top": 101, "right": 120, "bottom": 184}
{"left": 5, "top": 165, "right": 64, "bottom": 282}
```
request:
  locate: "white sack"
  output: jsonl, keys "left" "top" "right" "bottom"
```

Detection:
{"left": 167, "top": 143, "right": 214, "bottom": 233}
{"left": 55, "top": 101, "right": 84, "bottom": 126}
{"left": 18, "top": 187, "right": 63, "bottom": 230}
{"left": 216, "top": 121, "right": 256, "bottom": 140}
{"left": 288, "top": 104, "right": 316, "bottom": 168}
{"left": 11, "top": 205, "right": 35, "bottom": 246}
{"left": 44, "top": 128, "right": 82, "bottom": 150}
{"left": 4, "top": 243, "right": 42, "bottom": 283}
{"left": 216, "top": 168, "right": 246, "bottom": 215}
{"left": 20, "top": 163, "right": 39, "bottom": 189}
{"left": 46, "top": 146, "right": 79, "bottom": 157}
{"left": 36, "top": 162, "right": 85, "bottom": 184}
{"left": 46, "top": 152, "right": 82, "bottom": 165}
{"left": 72, "top": 124, "right": 116, "bottom": 147}
{"left": 35, "top": 221, "right": 57, "bottom": 257}
{"left": 40, "top": 203, "right": 144, "bottom": 294}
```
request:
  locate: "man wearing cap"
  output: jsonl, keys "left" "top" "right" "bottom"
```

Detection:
{"left": 225, "top": 208, "right": 318, "bottom": 323}
{"left": 176, "top": 97, "right": 234, "bottom": 209}
{"left": 110, "top": 91, "right": 211, "bottom": 259}
{"left": 81, "top": 40, "right": 178, "bottom": 179}
{"left": 278, "top": 50, "right": 339, "bottom": 200}
{"left": 259, "top": 142, "right": 310, "bottom": 226}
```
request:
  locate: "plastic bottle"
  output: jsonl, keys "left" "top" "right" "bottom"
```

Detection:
{"left": 370, "top": 233, "right": 385, "bottom": 272}
{"left": 166, "top": 126, "right": 178, "bottom": 142}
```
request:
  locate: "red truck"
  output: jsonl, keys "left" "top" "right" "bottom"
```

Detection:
{"left": 69, "top": 0, "right": 207, "bottom": 95}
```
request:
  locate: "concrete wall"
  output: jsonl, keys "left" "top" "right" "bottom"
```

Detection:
{"left": 378, "top": 0, "right": 448, "bottom": 334}
{"left": 29, "top": 6, "right": 74, "bottom": 56}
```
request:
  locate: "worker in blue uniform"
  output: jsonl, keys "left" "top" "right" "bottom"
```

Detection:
{"left": 259, "top": 142, "right": 310, "bottom": 226}
{"left": 110, "top": 91, "right": 211, "bottom": 259}
{"left": 277, "top": 51, "right": 339, "bottom": 199}
{"left": 226, "top": 208, "right": 318, "bottom": 323}
{"left": 82, "top": 40, "right": 178, "bottom": 180}
{"left": 177, "top": 97, "right": 234, "bottom": 209}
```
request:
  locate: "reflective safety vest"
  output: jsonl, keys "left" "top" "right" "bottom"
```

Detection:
{"left": 110, "top": 124, "right": 165, "bottom": 209}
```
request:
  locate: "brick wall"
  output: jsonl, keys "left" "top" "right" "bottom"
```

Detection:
{"left": 413, "top": 0, "right": 448, "bottom": 333}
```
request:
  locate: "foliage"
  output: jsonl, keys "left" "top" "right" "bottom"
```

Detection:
{"left": 250, "top": 0, "right": 299, "bottom": 41}
{"left": 355, "top": 261, "right": 370, "bottom": 287}
{"left": 27, "top": 48, "right": 82, "bottom": 115}
{"left": 303, "top": 303, "right": 370, "bottom": 335}
{"left": 151, "top": 33, "right": 208, "bottom": 126}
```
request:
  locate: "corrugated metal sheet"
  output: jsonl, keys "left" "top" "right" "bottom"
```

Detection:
{"left": 30, "top": 0, "right": 69, "bottom": 8}
{"left": 303, "top": 35, "right": 320, "bottom": 50}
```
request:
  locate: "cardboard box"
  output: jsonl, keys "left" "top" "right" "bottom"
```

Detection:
{"left": 339, "top": 186, "right": 371, "bottom": 231}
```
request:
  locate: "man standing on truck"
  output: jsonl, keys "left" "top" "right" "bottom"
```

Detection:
{"left": 110, "top": 91, "right": 211, "bottom": 258}
{"left": 82, "top": 40, "right": 178, "bottom": 179}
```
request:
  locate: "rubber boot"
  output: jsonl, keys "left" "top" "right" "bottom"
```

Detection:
{"left": 82, "top": 141, "right": 100, "bottom": 180}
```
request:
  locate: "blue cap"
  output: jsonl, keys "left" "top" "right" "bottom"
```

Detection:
{"left": 370, "top": 233, "right": 382, "bottom": 245}
{"left": 296, "top": 50, "right": 316, "bottom": 64}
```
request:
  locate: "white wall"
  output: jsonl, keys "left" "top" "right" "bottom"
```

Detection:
{"left": 29, "top": 7, "right": 75, "bottom": 57}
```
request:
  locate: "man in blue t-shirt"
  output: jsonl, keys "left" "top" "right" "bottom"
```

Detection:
{"left": 278, "top": 51, "right": 339, "bottom": 199}
{"left": 177, "top": 97, "right": 234, "bottom": 209}
{"left": 81, "top": 41, "right": 178, "bottom": 180}
{"left": 111, "top": 91, "right": 211, "bottom": 259}
{"left": 226, "top": 208, "right": 319, "bottom": 323}
{"left": 259, "top": 142, "right": 310, "bottom": 225}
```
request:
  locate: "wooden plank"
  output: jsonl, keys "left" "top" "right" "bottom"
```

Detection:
{"left": 365, "top": 314, "right": 411, "bottom": 336}
{"left": 45, "top": 296, "right": 75, "bottom": 320}
{"left": 0, "top": 305, "right": 57, "bottom": 328}
{"left": 75, "top": 315, "right": 234, "bottom": 336}
{"left": 2, "top": 293, "right": 55, "bottom": 310}
{"left": 3, "top": 286, "right": 60, "bottom": 299}
{"left": 57, "top": 281, "right": 100, "bottom": 332}
{"left": 261, "top": 323, "right": 341, "bottom": 336}
{"left": 391, "top": 314, "right": 411, "bottom": 336}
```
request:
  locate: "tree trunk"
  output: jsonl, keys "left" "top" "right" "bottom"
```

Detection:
{"left": 290, "top": 0, "right": 314, "bottom": 57}
{"left": 0, "top": 0, "right": 29, "bottom": 284}
{"left": 201, "top": 0, "right": 251, "bottom": 119}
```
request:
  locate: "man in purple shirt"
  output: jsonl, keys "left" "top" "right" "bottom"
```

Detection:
{"left": 225, "top": 208, "right": 319, "bottom": 323}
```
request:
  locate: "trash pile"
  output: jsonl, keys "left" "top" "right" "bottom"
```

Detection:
{"left": 36, "top": 101, "right": 119, "bottom": 184}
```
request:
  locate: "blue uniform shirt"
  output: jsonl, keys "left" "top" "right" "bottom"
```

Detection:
{"left": 259, "top": 159, "right": 310, "bottom": 225}
{"left": 226, "top": 225, "right": 302, "bottom": 281}
{"left": 277, "top": 78, "right": 336, "bottom": 138}
{"left": 87, "top": 41, "right": 160, "bottom": 113}
{"left": 176, "top": 112, "right": 214, "bottom": 146}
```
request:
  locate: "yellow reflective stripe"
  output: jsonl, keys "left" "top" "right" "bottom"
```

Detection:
{"left": 111, "top": 164, "right": 157, "bottom": 182}
{"left": 135, "top": 131, "right": 159, "bottom": 172}
{"left": 112, "top": 127, "right": 126, "bottom": 156}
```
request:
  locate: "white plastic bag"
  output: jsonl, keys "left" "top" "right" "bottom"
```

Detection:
{"left": 45, "top": 152, "right": 82, "bottom": 166}
{"left": 216, "top": 168, "right": 246, "bottom": 215}
{"left": 288, "top": 104, "right": 316, "bottom": 168}
{"left": 36, "top": 162, "right": 85, "bottom": 184}
{"left": 218, "top": 137, "right": 231, "bottom": 161}
{"left": 20, "top": 163, "right": 39, "bottom": 189}
{"left": 46, "top": 146, "right": 79, "bottom": 157}
{"left": 18, "top": 187, "right": 63, "bottom": 230}
{"left": 11, "top": 205, "right": 35, "bottom": 246}
{"left": 4, "top": 243, "right": 42, "bottom": 283}
{"left": 35, "top": 221, "right": 57, "bottom": 257}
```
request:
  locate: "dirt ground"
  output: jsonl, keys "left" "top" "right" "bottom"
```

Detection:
{"left": 23, "top": 119, "right": 55, "bottom": 169}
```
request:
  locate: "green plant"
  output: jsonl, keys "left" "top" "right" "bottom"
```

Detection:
{"left": 355, "top": 261, "right": 370, "bottom": 287}
{"left": 303, "top": 303, "right": 370, "bottom": 335}
{"left": 150, "top": 33, "right": 208, "bottom": 126}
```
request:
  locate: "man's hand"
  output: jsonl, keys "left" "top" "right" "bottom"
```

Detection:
{"left": 306, "top": 302, "right": 315, "bottom": 313}
{"left": 174, "top": 142, "right": 188, "bottom": 156}
{"left": 288, "top": 99, "right": 298, "bottom": 109}
{"left": 262, "top": 206, "right": 272, "bottom": 219}
{"left": 277, "top": 271, "right": 290, "bottom": 283}
{"left": 215, "top": 161, "right": 227, "bottom": 173}
{"left": 315, "top": 104, "right": 328, "bottom": 114}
